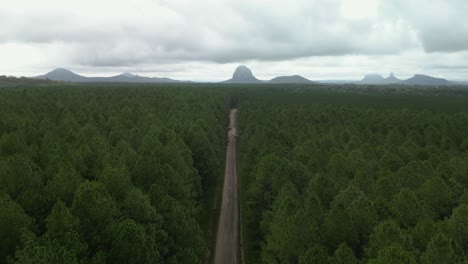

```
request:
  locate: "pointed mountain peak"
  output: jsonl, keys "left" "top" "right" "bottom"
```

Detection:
{"left": 224, "top": 65, "right": 261, "bottom": 83}
{"left": 233, "top": 65, "right": 254, "bottom": 78}
{"left": 382, "top": 72, "right": 401, "bottom": 84}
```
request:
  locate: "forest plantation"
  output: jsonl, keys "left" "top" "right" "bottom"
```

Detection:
{"left": 0, "top": 82, "right": 468, "bottom": 263}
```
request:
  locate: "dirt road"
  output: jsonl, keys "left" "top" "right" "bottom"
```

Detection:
{"left": 214, "top": 109, "right": 239, "bottom": 264}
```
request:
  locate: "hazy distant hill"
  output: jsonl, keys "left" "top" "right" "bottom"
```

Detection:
{"left": 361, "top": 74, "right": 384, "bottom": 84}
{"left": 357, "top": 72, "right": 452, "bottom": 86}
{"left": 35, "top": 68, "right": 184, "bottom": 83}
{"left": 36, "top": 68, "right": 88, "bottom": 82}
{"left": 222, "top": 65, "right": 263, "bottom": 83}
{"left": 34, "top": 67, "right": 457, "bottom": 86}
{"left": 381, "top": 72, "right": 401, "bottom": 84}
{"left": 268, "top": 75, "right": 315, "bottom": 84}
{"left": 401, "top": 74, "right": 452, "bottom": 86}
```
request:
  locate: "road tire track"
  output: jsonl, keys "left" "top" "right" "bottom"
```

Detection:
{"left": 214, "top": 109, "right": 239, "bottom": 264}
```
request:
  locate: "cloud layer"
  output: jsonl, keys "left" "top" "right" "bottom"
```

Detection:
{"left": 0, "top": 0, "right": 467, "bottom": 80}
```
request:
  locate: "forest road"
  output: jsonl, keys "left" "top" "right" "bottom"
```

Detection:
{"left": 214, "top": 109, "right": 239, "bottom": 264}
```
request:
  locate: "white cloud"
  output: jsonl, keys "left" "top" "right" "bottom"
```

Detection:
{"left": 0, "top": 0, "right": 467, "bottom": 80}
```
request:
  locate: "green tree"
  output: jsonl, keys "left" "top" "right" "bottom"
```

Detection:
{"left": 421, "top": 233, "right": 462, "bottom": 264}
{"left": 368, "top": 243, "right": 416, "bottom": 264}
{"left": 12, "top": 235, "right": 81, "bottom": 264}
{"left": 46, "top": 201, "right": 78, "bottom": 238}
{"left": 323, "top": 208, "right": 359, "bottom": 252}
{"left": 262, "top": 183, "right": 317, "bottom": 263}
{"left": 0, "top": 132, "right": 26, "bottom": 156}
{"left": 419, "top": 176, "right": 452, "bottom": 218}
{"left": 364, "top": 220, "right": 410, "bottom": 259}
{"left": 0, "top": 191, "right": 32, "bottom": 261}
{"left": 346, "top": 194, "right": 378, "bottom": 247}
{"left": 109, "top": 219, "right": 160, "bottom": 264}
{"left": 45, "top": 164, "right": 82, "bottom": 205}
{"left": 122, "top": 187, "right": 157, "bottom": 224}
{"left": 298, "top": 244, "right": 330, "bottom": 264}
{"left": 331, "top": 243, "right": 358, "bottom": 264}
{"left": 0, "top": 154, "right": 43, "bottom": 199}
{"left": 392, "top": 188, "right": 432, "bottom": 227}
{"left": 449, "top": 204, "right": 468, "bottom": 253}
{"left": 44, "top": 200, "right": 87, "bottom": 258}
{"left": 71, "top": 181, "right": 118, "bottom": 250}
{"left": 410, "top": 219, "right": 438, "bottom": 251}
{"left": 97, "top": 166, "right": 131, "bottom": 202}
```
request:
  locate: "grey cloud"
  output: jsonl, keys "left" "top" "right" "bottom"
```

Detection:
{"left": 0, "top": 0, "right": 467, "bottom": 71}
{"left": 380, "top": 0, "right": 468, "bottom": 53}
{"left": 0, "top": 0, "right": 420, "bottom": 66}
{"left": 419, "top": 26, "right": 468, "bottom": 53}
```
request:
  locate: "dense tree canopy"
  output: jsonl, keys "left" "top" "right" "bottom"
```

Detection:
{"left": 0, "top": 85, "right": 228, "bottom": 263}
{"left": 236, "top": 87, "right": 468, "bottom": 263}
{"left": 2, "top": 82, "right": 468, "bottom": 263}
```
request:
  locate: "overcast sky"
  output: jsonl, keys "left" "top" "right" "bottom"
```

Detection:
{"left": 1, "top": 0, "right": 467, "bottom": 81}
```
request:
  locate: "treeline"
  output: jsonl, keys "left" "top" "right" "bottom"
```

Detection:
{"left": 0, "top": 76, "right": 58, "bottom": 87}
{"left": 0, "top": 85, "right": 228, "bottom": 263}
{"left": 237, "top": 91, "right": 468, "bottom": 263}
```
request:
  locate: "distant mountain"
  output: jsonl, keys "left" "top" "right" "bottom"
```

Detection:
{"left": 222, "top": 65, "right": 262, "bottom": 83}
{"left": 361, "top": 74, "right": 384, "bottom": 84}
{"left": 268, "top": 75, "right": 315, "bottom": 84}
{"left": 381, "top": 72, "right": 401, "bottom": 84}
{"left": 358, "top": 72, "right": 452, "bottom": 86}
{"left": 101, "top": 73, "right": 180, "bottom": 83}
{"left": 318, "top": 80, "right": 356, "bottom": 84}
{"left": 36, "top": 68, "right": 88, "bottom": 82}
{"left": 401, "top": 74, "right": 452, "bottom": 86}
{"left": 35, "top": 68, "right": 184, "bottom": 83}
{"left": 120, "top": 72, "right": 136, "bottom": 78}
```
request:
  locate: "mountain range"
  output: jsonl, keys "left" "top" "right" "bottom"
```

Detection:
{"left": 33, "top": 66, "right": 456, "bottom": 86}
{"left": 222, "top": 65, "right": 315, "bottom": 84}
{"left": 35, "top": 68, "right": 183, "bottom": 83}
{"left": 360, "top": 72, "right": 452, "bottom": 86}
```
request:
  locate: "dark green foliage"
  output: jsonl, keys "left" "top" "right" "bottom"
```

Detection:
{"left": 0, "top": 85, "right": 228, "bottom": 262}
{"left": 0, "top": 191, "right": 32, "bottom": 260}
{"left": 298, "top": 244, "right": 330, "bottom": 264}
{"left": 2, "top": 82, "right": 468, "bottom": 262}
{"left": 449, "top": 204, "right": 468, "bottom": 254}
{"left": 45, "top": 164, "right": 82, "bottom": 205}
{"left": 367, "top": 244, "right": 416, "bottom": 264}
{"left": 237, "top": 86, "right": 468, "bottom": 263}
{"left": 12, "top": 234, "right": 82, "bottom": 264}
{"left": 109, "top": 219, "right": 159, "bottom": 264}
{"left": 391, "top": 188, "right": 432, "bottom": 228}
{"left": 261, "top": 183, "right": 317, "bottom": 263}
{"left": 419, "top": 176, "right": 453, "bottom": 218}
{"left": 332, "top": 243, "right": 358, "bottom": 264}
{"left": 421, "top": 233, "right": 462, "bottom": 264}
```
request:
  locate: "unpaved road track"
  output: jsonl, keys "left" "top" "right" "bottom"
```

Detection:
{"left": 214, "top": 109, "right": 239, "bottom": 264}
